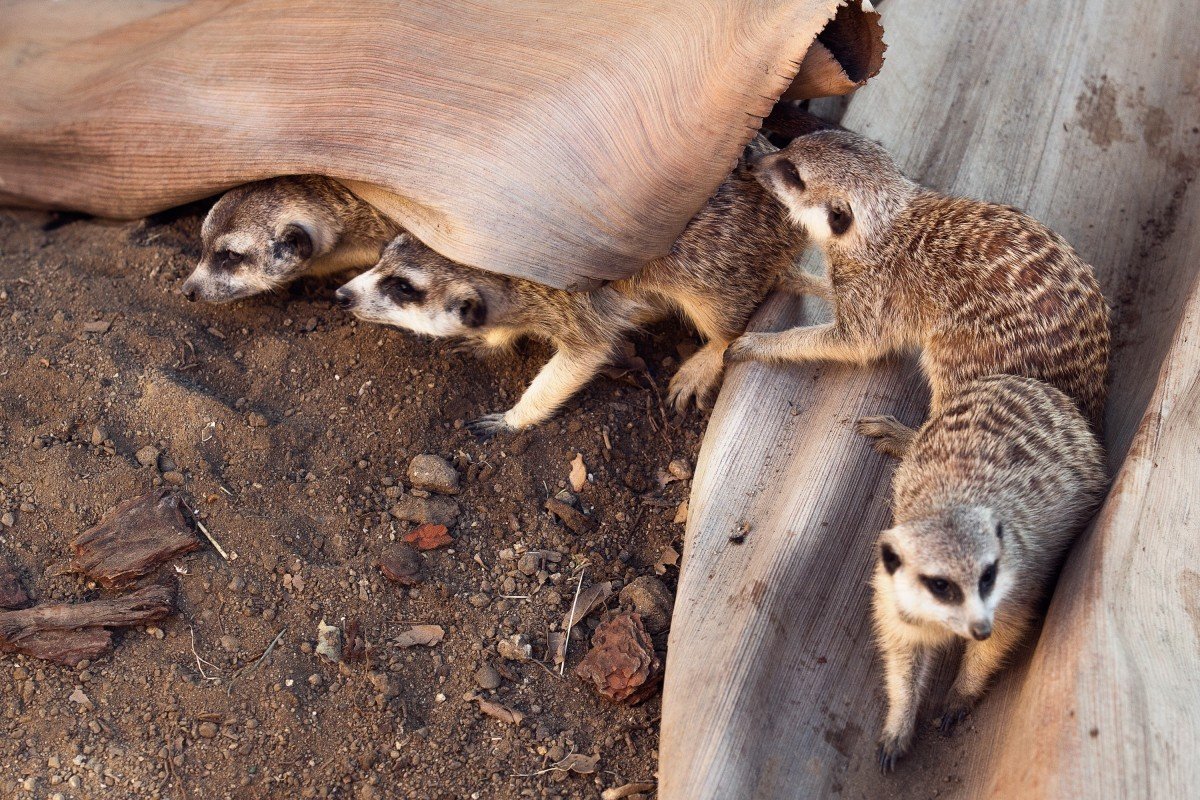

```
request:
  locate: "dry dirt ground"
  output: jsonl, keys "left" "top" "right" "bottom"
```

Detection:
{"left": 0, "top": 204, "right": 706, "bottom": 799}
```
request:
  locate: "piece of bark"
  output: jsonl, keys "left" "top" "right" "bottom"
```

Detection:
{"left": 0, "top": 584, "right": 176, "bottom": 667}
{"left": 70, "top": 492, "right": 200, "bottom": 587}
{"left": 476, "top": 697, "right": 525, "bottom": 725}
{"left": 575, "top": 613, "right": 662, "bottom": 704}
{"left": 545, "top": 498, "right": 592, "bottom": 534}
{"left": 0, "top": 557, "right": 31, "bottom": 609}
{"left": 393, "top": 625, "right": 444, "bottom": 648}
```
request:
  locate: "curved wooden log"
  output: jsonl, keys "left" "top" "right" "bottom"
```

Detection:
{"left": 661, "top": 0, "right": 1200, "bottom": 796}
{"left": 0, "top": 0, "right": 882, "bottom": 289}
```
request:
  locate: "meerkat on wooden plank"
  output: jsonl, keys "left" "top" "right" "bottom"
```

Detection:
{"left": 726, "top": 128, "right": 1110, "bottom": 431}
{"left": 336, "top": 137, "right": 807, "bottom": 436}
{"left": 182, "top": 175, "right": 400, "bottom": 303}
{"left": 867, "top": 374, "right": 1105, "bottom": 772}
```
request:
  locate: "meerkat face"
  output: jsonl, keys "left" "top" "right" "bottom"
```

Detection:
{"left": 878, "top": 506, "right": 1008, "bottom": 641}
{"left": 751, "top": 129, "right": 911, "bottom": 251}
{"left": 182, "top": 182, "right": 337, "bottom": 303}
{"left": 335, "top": 234, "right": 490, "bottom": 338}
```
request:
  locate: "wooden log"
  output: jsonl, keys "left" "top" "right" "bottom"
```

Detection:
{"left": 0, "top": 0, "right": 881, "bottom": 289}
{"left": 70, "top": 492, "right": 201, "bottom": 587}
{"left": 659, "top": 0, "right": 1200, "bottom": 796}
{"left": 0, "top": 584, "right": 176, "bottom": 667}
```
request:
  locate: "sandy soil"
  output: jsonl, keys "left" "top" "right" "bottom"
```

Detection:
{"left": 0, "top": 203, "right": 705, "bottom": 799}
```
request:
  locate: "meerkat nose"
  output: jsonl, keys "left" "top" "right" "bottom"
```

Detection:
{"left": 182, "top": 286, "right": 198, "bottom": 302}
{"left": 969, "top": 621, "right": 992, "bottom": 641}
{"left": 334, "top": 287, "right": 354, "bottom": 309}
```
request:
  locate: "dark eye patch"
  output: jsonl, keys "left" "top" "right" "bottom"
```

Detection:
{"left": 380, "top": 275, "right": 424, "bottom": 305}
{"left": 212, "top": 249, "right": 244, "bottom": 273}
{"left": 779, "top": 160, "right": 806, "bottom": 191}
{"left": 979, "top": 562, "right": 998, "bottom": 598}
{"left": 920, "top": 575, "right": 963, "bottom": 605}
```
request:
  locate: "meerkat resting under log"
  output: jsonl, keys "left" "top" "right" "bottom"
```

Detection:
{"left": 182, "top": 175, "right": 399, "bottom": 303}
{"left": 725, "top": 128, "right": 1110, "bottom": 432}
{"left": 868, "top": 374, "right": 1105, "bottom": 772}
{"left": 336, "top": 138, "right": 806, "bottom": 436}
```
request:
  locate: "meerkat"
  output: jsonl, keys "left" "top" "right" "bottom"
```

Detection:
{"left": 181, "top": 175, "right": 400, "bottom": 303}
{"left": 869, "top": 374, "right": 1106, "bottom": 772}
{"left": 335, "top": 137, "right": 806, "bottom": 436}
{"left": 725, "top": 128, "right": 1110, "bottom": 437}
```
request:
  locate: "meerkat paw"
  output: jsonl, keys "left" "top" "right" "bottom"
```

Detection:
{"left": 877, "top": 733, "right": 912, "bottom": 774}
{"left": 668, "top": 351, "right": 724, "bottom": 412}
{"left": 937, "top": 701, "right": 972, "bottom": 736}
{"left": 723, "top": 332, "right": 775, "bottom": 364}
{"left": 465, "top": 413, "right": 515, "bottom": 440}
{"left": 856, "top": 415, "right": 917, "bottom": 458}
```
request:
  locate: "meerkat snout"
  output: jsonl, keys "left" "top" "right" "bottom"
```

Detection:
{"left": 334, "top": 286, "right": 355, "bottom": 309}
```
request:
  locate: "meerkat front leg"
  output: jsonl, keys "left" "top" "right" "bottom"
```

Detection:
{"left": 856, "top": 416, "right": 919, "bottom": 458}
{"left": 667, "top": 340, "right": 729, "bottom": 412}
{"left": 878, "top": 641, "right": 933, "bottom": 772}
{"left": 938, "top": 612, "right": 1029, "bottom": 734}
{"left": 774, "top": 271, "right": 834, "bottom": 301}
{"left": 466, "top": 344, "right": 613, "bottom": 438}
{"left": 725, "top": 322, "right": 877, "bottom": 366}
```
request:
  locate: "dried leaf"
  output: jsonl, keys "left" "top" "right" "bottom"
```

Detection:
{"left": 555, "top": 752, "right": 598, "bottom": 774}
{"left": 476, "top": 697, "right": 524, "bottom": 725}
{"left": 403, "top": 523, "right": 453, "bottom": 550}
{"left": 673, "top": 500, "right": 689, "bottom": 525}
{"left": 569, "top": 453, "right": 588, "bottom": 493}
{"left": 653, "top": 546, "right": 680, "bottom": 576}
{"left": 602, "top": 783, "right": 658, "bottom": 800}
{"left": 562, "top": 581, "right": 613, "bottom": 630}
{"left": 394, "top": 624, "right": 444, "bottom": 648}
{"left": 547, "top": 630, "right": 567, "bottom": 666}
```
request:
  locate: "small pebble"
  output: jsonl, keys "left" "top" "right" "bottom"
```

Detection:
{"left": 474, "top": 664, "right": 501, "bottom": 690}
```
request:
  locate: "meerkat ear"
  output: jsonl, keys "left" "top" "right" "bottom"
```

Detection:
{"left": 457, "top": 295, "right": 487, "bottom": 328}
{"left": 880, "top": 541, "right": 902, "bottom": 575}
{"left": 827, "top": 200, "right": 853, "bottom": 235}
{"left": 275, "top": 223, "right": 315, "bottom": 261}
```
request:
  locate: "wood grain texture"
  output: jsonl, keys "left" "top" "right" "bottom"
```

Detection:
{"left": 660, "top": 0, "right": 1200, "bottom": 796}
{"left": 0, "top": 0, "right": 881, "bottom": 289}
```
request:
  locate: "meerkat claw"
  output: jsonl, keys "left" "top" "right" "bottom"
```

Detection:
{"left": 723, "top": 335, "right": 759, "bottom": 365}
{"left": 937, "top": 705, "right": 970, "bottom": 736}
{"left": 877, "top": 739, "right": 907, "bottom": 774}
{"left": 465, "top": 413, "right": 513, "bottom": 440}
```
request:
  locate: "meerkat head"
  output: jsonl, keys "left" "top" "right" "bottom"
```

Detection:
{"left": 877, "top": 505, "right": 1008, "bottom": 641}
{"left": 182, "top": 178, "right": 343, "bottom": 303}
{"left": 751, "top": 129, "right": 916, "bottom": 253}
{"left": 335, "top": 233, "right": 496, "bottom": 337}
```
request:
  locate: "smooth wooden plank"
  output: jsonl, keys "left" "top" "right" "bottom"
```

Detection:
{"left": 660, "top": 0, "right": 1200, "bottom": 796}
{"left": 0, "top": 0, "right": 881, "bottom": 289}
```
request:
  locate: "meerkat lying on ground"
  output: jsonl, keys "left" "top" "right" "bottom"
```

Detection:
{"left": 336, "top": 137, "right": 806, "bottom": 436}
{"left": 182, "top": 175, "right": 399, "bottom": 303}
{"left": 725, "top": 128, "right": 1110, "bottom": 437}
{"left": 869, "top": 374, "right": 1105, "bottom": 772}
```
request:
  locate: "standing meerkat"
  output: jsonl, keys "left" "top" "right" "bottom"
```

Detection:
{"left": 869, "top": 374, "right": 1106, "bottom": 771}
{"left": 336, "top": 137, "right": 806, "bottom": 435}
{"left": 182, "top": 175, "right": 400, "bottom": 303}
{"left": 725, "top": 128, "right": 1111, "bottom": 437}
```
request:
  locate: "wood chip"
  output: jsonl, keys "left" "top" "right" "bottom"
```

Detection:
{"left": 602, "top": 782, "right": 657, "bottom": 800}
{"left": 68, "top": 687, "right": 94, "bottom": 711}
{"left": 70, "top": 492, "right": 200, "bottom": 587}
{"left": 476, "top": 697, "right": 524, "bottom": 725}
{"left": 569, "top": 453, "right": 588, "bottom": 493}
{"left": 0, "top": 556, "right": 30, "bottom": 609}
{"left": 402, "top": 523, "right": 453, "bottom": 550}
{"left": 673, "top": 500, "right": 689, "bottom": 525}
{"left": 654, "top": 546, "right": 680, "bottom": 575}
{"left": 574, "top": 612, "right": 662, "bottom": 704}
{"left": 394, "top": 624, "right": 444, "bottom": 648}
{"left": 0, "top": 584, "right": 176, "bottom": 666}
{"left": 545, "top": 498, "right": 592, "bottom": 534}
{"left": 561, "top": 581, "right": 613, "bottom": 630}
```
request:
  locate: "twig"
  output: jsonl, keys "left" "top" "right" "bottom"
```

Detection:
{"left": 560, "top": 567, "right": 586, "bottom": 676}
{"left": 232, "top": 627, "right": 287, "bottom": 681}
{"left": 186, "top": 508, "right": 229, "bottom": 561}
{"left": 510, "top": 751, "right": 587, "bottom": 778}
{"left": 189, "top": 627, "right": 221, "bottom": 682}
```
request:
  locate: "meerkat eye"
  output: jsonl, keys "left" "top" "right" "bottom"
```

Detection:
{"left": 880, "top": 543, "right": 901, "bottom": 575}
{"left": 780, "top": 161, "right": 806, "bottom": 191}
{"left": 979, "top": 562, "right": 998, "bottom": 597}
{"left": 213, "top": 249, "right": 243, "bottom": 272}
{"left": 380, "top": 276, "right": 424, "bottom": 305}
{"left": 828, "top": 203, "right": 854, "bottom": 235}
{"left": 920, "top": 575, "right": 962, "bottom": 604}
{"left": 995, "top": 522, "right": 1004, "bottom": 540}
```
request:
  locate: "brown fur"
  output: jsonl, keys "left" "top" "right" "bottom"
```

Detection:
{"left": 866, "top": 375, "right": 1106, "bottom": 770}
{"left": 338, "top": 138, "right": 806, "bottom": 434}
{"left": 183, "top": 175, "right": 399, "bottom": 303}
{"left": 726, "top": 129, "right": 1111, "bottom": 429}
